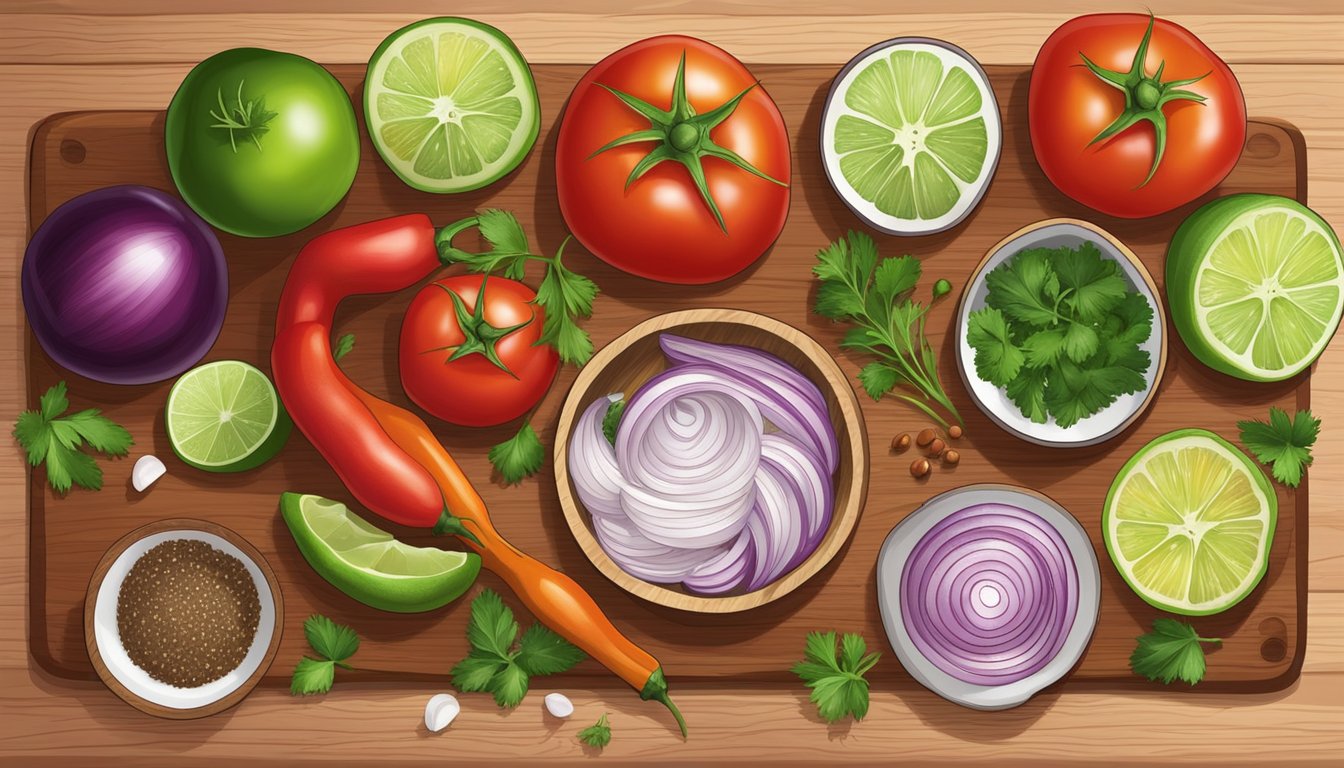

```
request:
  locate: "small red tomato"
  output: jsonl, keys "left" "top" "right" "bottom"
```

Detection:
{"left": 556, "top": 35, "right": 791, "bottom": 284}
{"left": 1029, "top": 14, "right": 1246, "bottom": 218}
{"left": 399, "top": 274, "right": 557, "bottom": 428}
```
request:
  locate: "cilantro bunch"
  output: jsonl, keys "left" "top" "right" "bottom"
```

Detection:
{"left": 966, "top": 242, "right": 1153, "bottom": 428}
{"left": 451, "top": 589, "right": 585, "bottom": 708}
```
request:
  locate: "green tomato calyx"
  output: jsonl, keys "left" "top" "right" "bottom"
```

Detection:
{"left": 209, "top": 80, "right": 277, "bottom": 153}
{"left": 1079, "top": 15, "right": 1210, "bottom": 187}
{"left": 421, "top": 274, "right": 532, "bottom": 379}
{"left": 588, "top": 50, "right": 787, "bottom": 233}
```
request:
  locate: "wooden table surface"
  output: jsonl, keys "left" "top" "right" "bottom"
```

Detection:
{"left": 1, "top": 2, "right": 1342, "bottom": 765}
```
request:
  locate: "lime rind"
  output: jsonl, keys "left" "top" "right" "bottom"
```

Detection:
{"left": 365, "top": 17, "right": 539, "bottom": 193}
{"left": 822, "top": 38, "right": 1000, "bottom": 235}
{"left": 1103, "top": 429, "right": 1276, "bottom": 616}
{"left": 165, "top": 360, "right": 289, "bottom": 472}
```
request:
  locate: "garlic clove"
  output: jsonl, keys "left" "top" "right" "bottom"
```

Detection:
{"left": 544, "top": 692, "right": 574, "bottom": 719}
{"left": 131, "top": 455, "right": 167, "bottom": 492}
{"left": 424, "top": 693, "right": 460, "bottom": 733}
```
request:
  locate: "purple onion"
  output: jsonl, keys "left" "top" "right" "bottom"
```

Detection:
{"left": 22, "top": 185, "right": 227, "bottom": 385}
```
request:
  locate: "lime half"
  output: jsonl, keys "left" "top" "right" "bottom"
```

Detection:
{"left": 365, "top": 17, "right": 539, "bottom": 193}
{"left": 1167, "top": 194, "right": 1344, "bottom": 382}
{"left": 1104, "top": 428, "right": 1277, "bottom": 616}
{"left": 821, "top": 37, "right": 1001, "bottom": 235}
{"left": 281, "top": 493, "right": 481, "bottom": 613}
{"left": 165, "top": 360, "right": 290, "bottom": 472}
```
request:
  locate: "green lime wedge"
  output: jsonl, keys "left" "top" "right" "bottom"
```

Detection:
{"left": 364, "top": 17, "right": 539, "bottom": 193}
{"left": 1104, "top": 428, "right": 1277, "bottom": 616}
{"left": 822, "top": 38, "right": 1000, "bottom": 235}
{"left": 165, "top": 360, "right": 291, "bottom": 472}
{"left": 281, "top": 493, "right": 481, "bottom": 613}
{"left": 1167, "top": 194, "right": 1344, "bottom": 382}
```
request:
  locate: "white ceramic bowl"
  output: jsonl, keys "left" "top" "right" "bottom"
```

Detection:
{"left": 86, "top": 520, "right": 281, "bottom": 718}
{"left": 876, "top": 484, "right": 1100, "bottom": 710}
{"left": 955, "top": 218, "right": 1167, "bottom": 447}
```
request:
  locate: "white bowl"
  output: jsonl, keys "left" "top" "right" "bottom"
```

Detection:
{"left": 87, "top": 520, "right": 281, "bottom": 717}
{"left": 955, "top": 218, "right": 1167, "bottom": 447}
{"left": 876, "top": 484, "right": 1100, "bottom": 710}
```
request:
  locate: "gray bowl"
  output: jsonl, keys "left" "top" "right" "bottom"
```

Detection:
{"left": 876, "top": 484, "right": 1100, "bottom": 710}
{"left": 955, "top": 219, "right": 1167, "bottom": 447}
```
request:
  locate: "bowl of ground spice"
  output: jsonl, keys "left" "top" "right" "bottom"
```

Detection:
{"left": 85, "top": 519, "right": 282, "bottom": 718}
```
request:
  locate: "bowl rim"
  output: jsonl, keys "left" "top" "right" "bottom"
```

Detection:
{"left": 953, "top": 217, "right": 1169, "bottom": 447}
{"left": 553, "top": 308, "right": 869, "bottom": 613}
{"left": 83, "top": 518, "right": 284, "bottom": 719}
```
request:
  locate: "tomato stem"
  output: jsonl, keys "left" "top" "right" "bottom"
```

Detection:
{"left": 418, "top": 274, "right": 532, "bottom": 379}
{"left": 1079, "top": 14, "right": 1209, "bottom": 187}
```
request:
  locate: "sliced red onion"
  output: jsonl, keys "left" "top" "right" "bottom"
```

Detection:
{"left": 660, "top": 334, "right": 827, "bottom": 412}
{"left": 900, "top": 503, "right": 1078, "bottom": 686}
{"left": 567, "top": 395, "right": 626, "bottom": 518}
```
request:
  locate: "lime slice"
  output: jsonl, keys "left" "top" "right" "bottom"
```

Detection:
{"left": 165, "top": 360, "right": 291, "bottom": 473}
{"left": 1167, "top": 194, "right": 1344, "bottom": 382}
{"left": 1103, "top": 428, "right": 1277, "bottom": 616}
{"left": 280, "top": 493, "right": 481, "bottom": 613}
{"left": 365, "top": 17, "right": 539, "bottom": 193}
{"left": 821, "top": 38, "right": 1001, "bottom": 235}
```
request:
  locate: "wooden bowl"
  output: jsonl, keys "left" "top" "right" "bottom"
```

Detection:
{"left": 554, "top": 308, "right": 869, "bottom": 613}
{"left": 954, "top": 218, "right": 1168, "bottom": 447}
{"left": 84, "top": 519, "right": 283, "bottom": 719}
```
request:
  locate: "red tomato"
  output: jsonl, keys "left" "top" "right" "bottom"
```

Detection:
{"left": 399, "top": 275, "right": 557, "bottom": 428}
{"left": 1029, "top": 14, "right": 1246, "bottom": 218}
{"left": 555, "top": 35, "right": 791, "bottom": 284}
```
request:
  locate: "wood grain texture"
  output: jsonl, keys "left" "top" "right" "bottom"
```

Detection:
{"left": 0, "top": 6, "right": 1341, "bottom": 765}
{"left": 23, "top": 65, "right": 1308, "bottom": 690}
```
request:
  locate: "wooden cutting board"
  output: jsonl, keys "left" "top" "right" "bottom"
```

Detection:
{"left": 26, "top": 64, "right": 1308, "bottom": 692}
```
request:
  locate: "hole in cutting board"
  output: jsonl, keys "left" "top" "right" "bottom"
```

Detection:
{"left": 60, "top": 139, "right": 85, "bottom": 164}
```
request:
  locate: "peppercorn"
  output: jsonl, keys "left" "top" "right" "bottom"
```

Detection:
{"left": 910, "top": 458, "right": 931, "bottom": 478}
{"left": 948, "top": 425, "right": 964, "bottom": 440}
{"left": 891, "top": 433, "right": 911, "bottom": 452}
{"left": 916, "top": 428, "right": 936, "bottom": 447}
{"left": 944, "top": 449, "right": 961, "bottom": 466}
{"left": 928, "top": 438, "right": 947, "bottom": 456}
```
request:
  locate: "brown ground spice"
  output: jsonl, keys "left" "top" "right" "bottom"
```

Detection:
{"left": 116, "top": 539, "right": 260, "bottom": 688}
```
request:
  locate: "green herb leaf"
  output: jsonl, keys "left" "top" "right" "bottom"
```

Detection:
{"left": 451, "top": 649, "right": 508, "bottom": 692}
{"left": 1049, "top": 241, "right": 1127, "bottom": 321}
{"left": 578, "top": 714, "right": 612, "bottom": 748}
{"left": 465, "top": 589, "right": 518, "bottom": 660}
{"left": 984, "top": 248, "right": 1060, "bottom": 327}
{"left": 602, "top": 399, "right": 625, "bottom": 446}
{"left": 290, "top": 657, "right": 336, "bottom": 695}
{"left": 873, "top": 255, "right": 921, "bottom": 305}
{"left": 304, "top": 614, "right": 360, "bottom": 663}
{"left": 791, "top": 631, "right": 879, "bottom": 723}
{"left": 1006, "top": 366, "right": 1050, "bottom": 424}
{"left": 532, "top": 240, "right": 598, "bottom": 366}
{"left": 1130, "top": 618, "right": 1220, "bottom": 685}
{"left": 515, "top": 623, "right": 587, "bottom": 676}
{"left": 488, "top": 423, "right": 544, "bottom": 485}
{"left": 332, "top": 333, "right": 355, "bottom": 361}
{"left": 489, "top": 662, "right": 531, "bottom": 708}
{"left": 1238, "top": 407, "right": 1319, "bottom": 487}
{"left": 1043, "top": 359, "right": 1146, "bottom": 429}
{"left": 1062, "top": 322, "right": 1100, "bottom": 363}
{"left": 856, "top": 362, "right": 899, "bottom": 401}
{"left": 966, "top": 307, "right": 1024, "bottom": 386}
{"left": 12, "top": 381, "right": 133, "bottom": 493}
{"left": 454, "top": 589, "right": 585, "bottom": 710}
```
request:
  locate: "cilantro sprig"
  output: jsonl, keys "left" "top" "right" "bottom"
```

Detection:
{"left": 1238, "top": 407, "right": 1319, "bottom": 488}
{"left": 578, "top": 713, "right": 612, "bottom": 749}
{"left": 966, "top": 242, "right": 1153, "bottom": 428}
{"left": 291, "top": 615, "right": 360, "bottom": 695}
{"left": 1130, "top": 618, "right": 1220, "bottom": 685}
{"left": 791, "top": 631, "right": 880, "bottom": 723}
{"left": 488, "top": 424, "right": 544, "bottom": 486}
{"left": 13, "top": 381, "right": 132, "bottom": 493}
{"left": 812, "top": 231, "right": 961, "bottom": 427}
{"left": 451, "top": 589, "right": 585, "bottom": 708}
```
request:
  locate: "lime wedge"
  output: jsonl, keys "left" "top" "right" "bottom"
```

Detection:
{"left": 821, "top": 38, "right": 1000, "bottom": 235}
{"left": 365, "top": 17, "right": 539, "bottom": 193}
{"left": 281, "top": 493, "right": 481, "bottom": 613}
{"left": 1167, "top": 194, "right": 1344, "bottom": 381}
{"left": 1103, "top": 428, "right": 1277, "bottom": 616}
{"left": 165, "top": 360, "right": 290, "bottom": 472}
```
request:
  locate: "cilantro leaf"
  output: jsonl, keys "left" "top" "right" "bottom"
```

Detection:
{"left": 1006, "top": 366, "right": 1050, "bottom": 424}
{"left": 488, "top": 423, "right": 544, "bottom": 485}
{"left": 966, "top": 307, "right": 1023, "bottom": 386}
{"left": 12, "top": 381, "right": 133, "bottom": 493}
{"left": 856, "top": 362, "right": 900, "bottom": 401}
{"left": 984, "top": 248, "right": 1060, "bottom": 327}
{"left": 332, "top": 333, "right": 355, "bottom": 361}
{"left": 515, "top": 623, "right": 586, "bottom": 676}
{"left": 1021, "top": 327, "right": 1067, "bottom": 368}
{"left": 452, "top": 649, "right": 508, "bottom": 692}
{"left": 1049, "top": 241, "right": 1127, "bottom": 321}
{"left": 1062, "top": 322, "right": 1100, "bottom": 363}
{"left": 873, "top": 255, "right": 921, "bottom": 305}
{"left": 602, "top": 399, "right": 625, "bottom": 446}
{"left": 290, "top": 657, "right": 336, "bottom": 695}
{"left": 1238, "top": 408, "right": 1319, "bottom": 487}
{"left": 304, "top": 614, "right": 360, "bottom": 662}
{"left": 1044, "top": 359, "right": 1146, "bottom": 429}
{"left": 791, "top": 631, "right": 879, "bottom": 723}
{"left": 1130, "top": 618, "right": 1220, "bottom": 685}
{"left": 465, "top": 588, "right": 518, "bottom": 659}
{"left": 489, "top": 662, "right": 530, "bottom": 708}
{"left": 578, "top": 714, "right": 612, "bottom": 748}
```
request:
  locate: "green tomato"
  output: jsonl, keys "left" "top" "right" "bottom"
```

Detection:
{"left": 165, "top": 48, "right": 359, "bottom": 238}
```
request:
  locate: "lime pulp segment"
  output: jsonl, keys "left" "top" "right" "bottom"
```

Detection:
{"left": 166, "top": 360, "right": 283, "bottom": 469}
{"left": 1195, "top": 206, "right": 1344, "bottom": 377}
{"left": 1104, "top": 430, "right": 1276, "bottom": 615}
{"left": 367, "top": 19, "right": 538, "bottom": 192}
{"left": 295, "top": 494, "right": 468, "bottom": 578}
{"left": 826, "top": 42, "right": 998, "bottom": 230}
